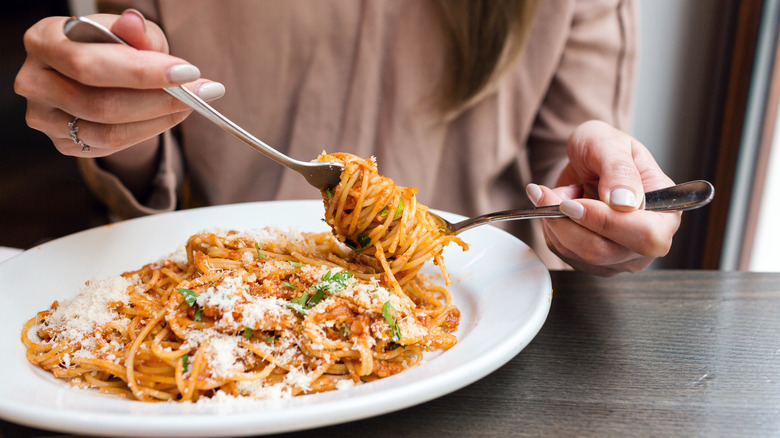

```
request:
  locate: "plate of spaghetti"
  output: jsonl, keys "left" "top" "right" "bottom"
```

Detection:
{"left": 0, "top": 154, "right": 552, "bottom": 437}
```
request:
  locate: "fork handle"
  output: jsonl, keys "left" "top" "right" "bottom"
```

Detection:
{"left": 452, "top": 205, "right": 564, "bottom": 234}
{"left": 450, "top": 180, "right": 714, "bottom": 234}
{"left": 161, "top": 85, "right": 306, "bottom": 169}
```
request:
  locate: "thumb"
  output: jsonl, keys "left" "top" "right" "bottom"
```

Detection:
{"left": 109, "top": 9, "right": 154, "bottom": 51}
{"left": 598, "top": 150, "right": 644, "bottom": 213}
{"left": 568, "top": 121, "right": 646, "bottom": 212}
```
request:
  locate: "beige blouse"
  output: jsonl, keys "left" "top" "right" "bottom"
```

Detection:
{"left": 81, "top": 0, "right": 637, "bottom": 269}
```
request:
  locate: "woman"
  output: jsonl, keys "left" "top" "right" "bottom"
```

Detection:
{"left": 14, "top": 0, "right": 680, "bottom": 276}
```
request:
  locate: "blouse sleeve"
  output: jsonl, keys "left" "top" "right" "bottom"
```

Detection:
{"left": 528, "top": 0, "right": 638, "bottom": 187}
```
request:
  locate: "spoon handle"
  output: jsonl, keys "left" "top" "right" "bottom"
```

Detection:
{"left": 450, "top": 180, "right": 714, "bottom": 234}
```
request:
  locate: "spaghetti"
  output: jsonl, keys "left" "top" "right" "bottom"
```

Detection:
{"left": 319, "top": 152, "right": 468, "bottom": 295}
{"left": 22, "top": 228, "right": 461, "bottom": 401}
{"left": 23, "top": 153, "right": 467, "bottom": 402}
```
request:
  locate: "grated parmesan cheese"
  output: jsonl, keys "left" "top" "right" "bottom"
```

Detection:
{"left": 45, "top": 276, "right": 133, "bottom": 349}
{"left": 25, "top": 225, "right": 457, "bottom": 403}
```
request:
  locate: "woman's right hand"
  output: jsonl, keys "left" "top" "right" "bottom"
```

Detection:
{"left": 14, "top": 9, "right": 225, "bottom": 158}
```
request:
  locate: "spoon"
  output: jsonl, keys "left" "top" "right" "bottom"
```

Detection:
{"left": 63, "top": 16, "right": 343, "bottom": 190}
{"left": 429, "top": 180, "right": 715, "bottom": 235}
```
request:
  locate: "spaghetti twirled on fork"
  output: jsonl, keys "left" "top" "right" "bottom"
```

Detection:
{"left": 319, "top": 152, "right": 468, "bottom": 294}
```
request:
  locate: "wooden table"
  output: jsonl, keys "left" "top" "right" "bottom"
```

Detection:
{"left": 4, "top": 270, "right": 779, "bottom": 436}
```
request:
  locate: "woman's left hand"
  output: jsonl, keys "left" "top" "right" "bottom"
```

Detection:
{"left": 526, "top": 120, "right": 682, "bottom": 276}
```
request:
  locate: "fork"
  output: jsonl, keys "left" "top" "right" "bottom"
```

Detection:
{"left": 63, "top": 16, "right": 344, "bottom": 190}
{"left": 428, "top": 180, "right": 715, "bottom": 235}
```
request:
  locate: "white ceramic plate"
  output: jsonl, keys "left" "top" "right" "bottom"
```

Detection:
{"left": 0, "top": 200, "right": 551, "bottom": 437}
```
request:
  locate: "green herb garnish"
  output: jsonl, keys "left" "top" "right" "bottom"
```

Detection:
{"left": 382, "top": 301, "right": 402, "bottom": 342}
{"left": 307, "top": 289, "right": 325, "bottom": 307}
{"left": 311, "top": 270, "right": 353, "bottom": 295}
{"left": 283, "top": 282, "right": 297, "bottom": 290}
{"left": 357, "top": 234, "right": 371, "bottom": 249}
{"left": 289, "top": 261, "right": 303, "bottom": 268}
{"left": 394, "top": 199, "right": 405, "bottom": 217}
{"left": 288, "top": 270, "right": 357, "bottom": 312}
{"left": 176, "top": 288, "right": 198, "bottom": 307}
{"left": 182, "top": 354, "right": 189, "bottom": 372}
{"left": 379, "top": 200, "right": 404, "bottom": 218}
{"left": 244, "top": 328, "right": 253, "bottom": 339}
{"left": 255, "top": 243, "right": 265, "bottom": 259}
{"left": 194, "top": 307, "right": 203, "bottom": 322}
{"left": 290, "top": 292, "right": 310, "bottom": 307}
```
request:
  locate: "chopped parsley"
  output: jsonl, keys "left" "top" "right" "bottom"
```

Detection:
{"left": 380, "top": 199, "right": 405, "bottom": 219}
{"left": 243, "top": 328, "right": 253, "bottom": 339}
{"left": 290, "top": 292, "right": 310, "bottom": 308}
{"left": 358, "top": 234, "right": 371, "bottom": 248}
{"left": 287, "top": 271, "right": 356, "bottom": 313}
{"left": 311, "top": 270, "right": 353, "bottom": 294}
{"left": 289, "top": 261, "right": 303, "bottom": 268}
{"left": 182, "top": 354, "right": 189, "bottom": 372}
{"left": 176, "top": 288, "right": 198, "bottom": 307}
{"left": 282, "top": 282, "right": 297, "bottom": 290}
{"left": 254, "top": 243, "right": 265, "bottom": 259}
{"left": 346, "top": 234, "right": 372, "bottom": 252}
{"left": 394, "top": 199, "right": 405, "bottom": 217}
{"left": 177, "top": 288, "right": 203, "bottom": 322}
{"left": 307, "top": 289, "right": 325, "bottom": 307}
{"left": 382, "top": 301, "right": 402, "bottom": 342}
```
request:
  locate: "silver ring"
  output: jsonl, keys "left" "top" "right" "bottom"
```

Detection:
{"left": 68, "top": 117, "right": 90, "bottom": 152}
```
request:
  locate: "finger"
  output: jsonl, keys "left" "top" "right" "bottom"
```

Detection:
{"left": 540, "top": 219, "right": 636, "bottom": 276}
{"left": 529, "top": 183, "right": 661, "bottom": 272}
{"left": 87, "top": 12, "right": 169, "bottom": 53}
{"left": 25, "top": 16, "right": 200, "bottom": 89}
{"left": 525, "top": 183, "right": 582, "bottom": 207}
{"left": 559, "top": 198, "right": 682, "bottom": 258}
{"left": 45, "top": 107, "right": 192, "bottom": 157}
{"left": 23, "top": 64, "right": 224, "bottom": 123}
{"left": 530, "top": 184, "right": 636, "bottom": 266}
{"left": 27, "top": 67, "right": 223, "bottom": 124}
{"left": 566, "top": 121, "right": 646, "bottom": 211}
{"left": 109, "top": 9, "right": 153, "bottom": 50}
{"left": 59, "top": 42, "right": 200, "bottom": 89}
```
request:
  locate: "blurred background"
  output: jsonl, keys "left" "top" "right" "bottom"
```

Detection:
{"left": 2, "top": 0, "right": 778, "bottom": 271}
{"left": 1, "top": 1, "right": 108, "bottom": 249}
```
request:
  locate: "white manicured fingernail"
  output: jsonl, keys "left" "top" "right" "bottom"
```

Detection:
{"left": 560, "top": 200, "right": 584, "bottom": 220}
{"left": 197, "top": 82, "right": 225, "bottom": 101}
{"left": 167, "top": 64, "right": 201, "bottom": 83}
{"left": 610, "top": 188, "right": 638, "bottom": 208}
{"left": 526, "top": 183, "right": 542, "bottom": 206}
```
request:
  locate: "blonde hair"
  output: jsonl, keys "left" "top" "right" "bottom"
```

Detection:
{"left": 433, "top": 0, "right": 540, "bottom": 119}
